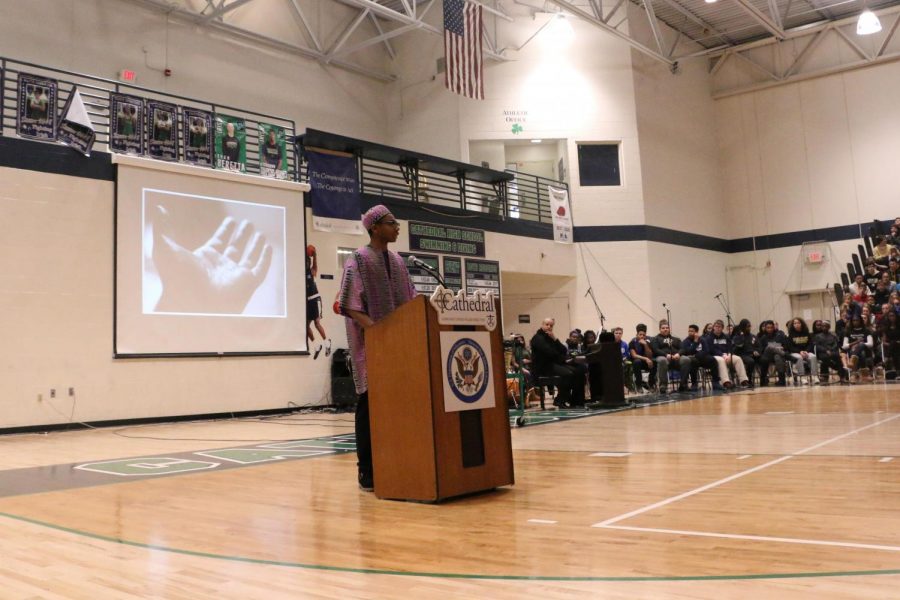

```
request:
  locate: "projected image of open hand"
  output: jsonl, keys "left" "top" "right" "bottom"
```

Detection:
{"left": 152, "top": 205, "right": 273, "bottom": 314}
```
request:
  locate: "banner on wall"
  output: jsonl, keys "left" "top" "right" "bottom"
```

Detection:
{"left": 408, "top": 221, "right": 485, "bottom": 257}
{"left": 215, "top": 114, "right": 246, "bottom": 173}
{"left": 183, "top": 108, "right": 213, "bottom": 167}
{"left": 258, "top": 123, "right": 288, "bottom": 180}
{"left": 307, "top": 150, "right": 363, "bottom": 235}
{"left": 464, "top": 258, "right": 500, "bottom": 296}
{"left": 17, "top": 73, "right": 58, "bottom": 141}
{"left": 57, "top": 88, "right": 95, "bottom": 156}
{"left": 109, "top": 93, "right": 145, "bottom": 155}
{"left": 442, "top": 256, "right": 463, "bottom": 293}
{"left": 147, "top": 100, "right": 178, "bottom": 161}
{"left": 548, "top": 185, "right": 573, "bottom": 244}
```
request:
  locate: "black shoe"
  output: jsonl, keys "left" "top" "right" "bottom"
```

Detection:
{"left": 314, "top": 344, "right": 323, "bottom": 360}
{"left": 678, "top": 385, "right": 688, "bottom": 392}
{"left": 358, "top": 471, "right": 374, "bottom": 492}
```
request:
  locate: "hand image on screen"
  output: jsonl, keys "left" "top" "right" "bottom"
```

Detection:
{"left": 152, "top": 205, "right": 273, "bottom": 314}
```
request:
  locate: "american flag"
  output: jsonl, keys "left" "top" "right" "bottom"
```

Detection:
{"left": 444, "top": 0, "right": 484, "bottom": 100}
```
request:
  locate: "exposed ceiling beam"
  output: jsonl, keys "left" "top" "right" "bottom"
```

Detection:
{"left": 124, "top": 0, "right": 396, "bottom": 81}
{"left": 642, "top": 0, "right": 667, "bottom": 55}
{"left": 656, "top": 0, "right": 731, "bottom": 44}
{"left": 287, "top": 0, "right": 322, "bottom": 52}
{"left": 733, "top": 0, "right": 785, "bottom": 39}
{"left": 200, "top": 0, "right": 256, "bottom": 23}
{"left": 546, "top": 0, "right": 675, "bottom": 66}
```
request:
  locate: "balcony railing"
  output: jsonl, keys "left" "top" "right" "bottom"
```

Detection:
{"left": 0, "top": 56, "right": 298, "bottom": 179}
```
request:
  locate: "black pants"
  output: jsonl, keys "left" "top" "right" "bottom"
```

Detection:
{"left": 818, "top": 351, "right": 845, "bottom": 380}
{"left": 632, "top": 358, "right": 656, "bottom": 389}
{"left": 758, "top": 351, "right": 786, "bottom": 385}
{"left": 739, "top": 355, "right": 756, "bottom": 384}
{"left": 543, "top": 362, "right": 585, "bottom": 406}
{"left": 355, "top": 391, "right": 372, "bottom": 478}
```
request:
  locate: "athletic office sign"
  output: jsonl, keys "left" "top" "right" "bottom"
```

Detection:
{"left": 429, "top": 285, "right": 497, "bottom": 331}
{"left": 440, "top": 331, "right": 495, "bottom": 413}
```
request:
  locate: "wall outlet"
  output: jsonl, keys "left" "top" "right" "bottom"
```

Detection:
{"left": 50, "top": 388, "right": 56, "bottom": 398}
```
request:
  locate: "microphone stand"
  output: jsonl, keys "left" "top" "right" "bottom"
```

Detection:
{"left": 715, "top": 293, "right": 734, "bottom": 328}
{"left": 421, "top": 263, "right": 447, "bottom": 288}
{"left": 662, "top": 303, "right": 672, "bottom": 332}
{"left": 584, "top": 286, "right": 606, "bottom": 332}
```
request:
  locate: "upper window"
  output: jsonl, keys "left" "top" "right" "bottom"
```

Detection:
{"left": 577, "top": 143, "right": 621, "bottom": 186}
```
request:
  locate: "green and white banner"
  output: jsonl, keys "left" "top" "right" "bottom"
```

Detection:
{"left": 258, "top": 122, "right": 288, "bottom": 180}
{"left": 215, "top": 114, "right": 246, "bottom": 173}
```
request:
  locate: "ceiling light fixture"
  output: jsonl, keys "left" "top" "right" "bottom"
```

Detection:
{"left": 531, "top": 139, "right": 543, "bottom": 144}
{"left": 857, "top": 9, "right": 882, "bottom": 35}
{"left": 705, "top": 0, "right": 718, "bottom": 4}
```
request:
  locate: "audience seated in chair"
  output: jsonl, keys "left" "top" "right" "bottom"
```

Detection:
{"left": 629, "top": 324, "right": 656, "bottom": 393}
{"left": 757, "top": 320, "right": 788, "bottom": 387}
{"left": 649, "top": 319, "right": 690, "bottom": 394}
{"left": 529, "top": 318, "right": 586, "bottom": 408}
{"left": 786, "top": 317, "right": 819, "bottom": 385}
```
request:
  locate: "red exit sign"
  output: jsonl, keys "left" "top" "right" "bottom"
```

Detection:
{"left": 118, "top": 69, "right": 136, "bottom": 82}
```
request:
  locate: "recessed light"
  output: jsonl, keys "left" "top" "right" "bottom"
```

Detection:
{"left": 531, "top": 139, "right": 542, "bottom": 144}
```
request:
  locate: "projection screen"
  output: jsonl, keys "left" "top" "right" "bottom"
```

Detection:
{"left": 114, "top": 156, "right": 309, "bottom": 356}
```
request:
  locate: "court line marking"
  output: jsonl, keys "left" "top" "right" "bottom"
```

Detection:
{"left": 5, "top": 510, "right": 900, "bottom": 582}
{"left": 589, "top": 452, "right": 631, "bottom": 458}
{"left": 737, "top": 455, "right": 752, "bottom": 460}
{"left": 527, "top": 519, "right": 558, "bottom": 524}
{"left": 601, "top": 525, "right": 900, "bottom": 553}
{"left": 592, "top": 413, "right": 900, "bottom": 528}
{"left": 879, "top": 457, "right": 894, "bottom": 463}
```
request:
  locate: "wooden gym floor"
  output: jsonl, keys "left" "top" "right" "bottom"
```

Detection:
{"left": 1, "top": 385, "right": 899, "bottom": 599}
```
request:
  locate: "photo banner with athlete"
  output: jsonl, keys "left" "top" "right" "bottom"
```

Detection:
{"left": 258, "top": 123, "right": 288, "bottom": 180}
{"left": 307, "top": 150, "right": 364, "bottom": 235}
{"left": 57, "top": 87, "right": 96, "bottom": 156}
{"left": 183, "top": 108, "right": 213, "bottom": 166}
{"left": 17, "top": 72, "right": 58, "bottom": 141}
{"left": 215, "top": 114, "right": 246, "bottom": 173}
{"left": 109, "top": 93, "right": 145, "bottom": 155}
{"left": 147, "top": 100, "right": 178, "bottom": 161}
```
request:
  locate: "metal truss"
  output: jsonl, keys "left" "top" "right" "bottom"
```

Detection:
{"left": 705, "top": 4, "right": 900, "bottom": 98}
{"left": 123, "top": 0, "right": 511, "bottom": 82}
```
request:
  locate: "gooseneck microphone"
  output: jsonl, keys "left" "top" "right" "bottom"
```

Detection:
{"left": 406, "top": 254, "right": 447, "bottom": 287}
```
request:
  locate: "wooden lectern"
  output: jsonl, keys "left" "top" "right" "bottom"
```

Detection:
{"left": 366, "top": 295, "right": 515, "bottom": 502}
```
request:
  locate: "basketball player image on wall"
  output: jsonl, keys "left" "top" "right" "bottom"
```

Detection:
{"left": 109, "top": 93, "right": 145, "bottom": 155}
{"left": 147, "top": 100, "right": 178, "bottom": 161}
{"left": 183, "top": 107, "right": 213, "bottom": 166}
{"left": 258, "top": 123, "right": 288, "bottom": 180}
{"left": 215, "top": 114, "right": 246, "bottom": 173}
{"left": 17, "top": 73, "right": 58, "bottom": 140}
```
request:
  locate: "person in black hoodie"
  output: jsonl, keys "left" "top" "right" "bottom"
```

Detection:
{"left": 786, "top": 317, "right": 819, "bottom": 385}
{"left": 731, "top": 319, "right": 758, "bottom": 387}
{"left": 879, "top": 310, "right": 900, "bottom": 375}
{"left": 680, "top": 324, "right": 703, "bottom": 391}
{"left": 530, "top": 318, "right": 586, "bottom": 407}
{"left": 629, "top": 324, "right": 656, "bottom": 392}
{"left": 813, "top": 321, "right": 847, "bottom": 384}
{"left": 757, "top": 320, "right": 788, "bottom": 386}
{"left": 842, "top": 315, "right": 874, "bottom": 382}
{"left": 650, "top": 320, "right": 690, "bottom": 393}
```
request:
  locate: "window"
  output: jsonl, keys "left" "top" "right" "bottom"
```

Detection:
{"left": 577, "top": 143, "right": 621, "bottom": 186}
{"left": 337, "top": 247, "right": 354, "bottom": 270}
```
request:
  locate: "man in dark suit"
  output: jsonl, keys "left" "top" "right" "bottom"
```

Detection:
{"left": 530, "top": 318, "right": 585, "bottom": 408}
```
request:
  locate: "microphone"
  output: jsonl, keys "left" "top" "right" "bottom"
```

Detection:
{"left": 714, "top": 293, "right": 722, "bottom": 299}
{"left": 406, "top": 254, "right": 446, "bottom": 287}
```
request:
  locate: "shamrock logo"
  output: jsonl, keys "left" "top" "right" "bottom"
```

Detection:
{"left": 511, "top": 123, "right": 523, "bottom": 134}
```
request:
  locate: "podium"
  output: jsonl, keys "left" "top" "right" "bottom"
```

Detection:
{"left": 365, "top": 295, "right": 515, "bottom": 502}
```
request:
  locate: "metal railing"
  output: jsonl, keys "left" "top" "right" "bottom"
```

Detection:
{"left": 300, "top": 151, "right": 567, "bottom": 224}
{"left": 0, "top": 56, "right": 298, "bottom": 179}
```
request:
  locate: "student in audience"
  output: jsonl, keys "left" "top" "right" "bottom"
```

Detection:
{"left": 583, "top": 330, "right": 597, "bottom": 347}
{"left": 842, "top": 315, "right": 874, "bottom": 382}
{"left": 704, "top": 319, "right": 749, "bottom": 389}
{"left": 786, "top": 317, "right": 818, "bottom": 384}
{"left": 614, "top": 327, "right": 634, "bottom": 392}
{"left": 629, "top": 324, "right": 656, "bottom": 392}
{"left": 679, "top": 324, "right": 703, "bottom": 391}
{"left": 888, "top": 225, "right": 900, "bottom": 248}
{"left": 650, "top": 320, "right": 690, "bottom": 393}
{"left": 890, "top": 259, "right": 900, "bottom": 284}
{"left": 864, "top": 261, "right": 882, "bottom": 291}
{"left": 879, "top": 310, "right": 900, "bottom": 374}
{"left": 813, "top": 321, "right": 848, "bottom": 384}
{"left": 702, "top": 323, "right": 713, "bottom": 336}
{"left": 731, "top": 318, "right": 759, "bottom": 387}
{"left": 873, "top": 235, "right": 894, "bottom": 266}
{"left": 566, "top": 329, "right": 583, "bottom": 354}
{"left": 849, "top": 274, "right": 869, "bottom": 304}
{"left": 874, "top": 279, "right": 892, "bottom": 307}
{"left": 757, "top": 320, "right": 788, "bottom": 386}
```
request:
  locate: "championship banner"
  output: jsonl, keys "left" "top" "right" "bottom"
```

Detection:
{"left": 147, "top": 100, "right": 178, "bottom": 161}
{"left": 307, "top": 150, "right": 363, "bottom": 235}
{"left": 258, "top": 123, "right": 288, "bottom": 180}
{"left": 17, "top": 73, "right": 58, "bottom": 141}
{"left": 548, "top": 185, "right": 573, "bottom": 244}
{"left": 442, "top": 256, "right": 463, "bottom": 293}
{"left": 183, "top": 108, "right": 213, "bottom": 166}
{"left": 440, "top": 331, "right": 495, "bottom": 413}
{"left": 215, "top": 114, "right": 246, "bottom": 173}
{"left": 57, "top": 87, "right": 95, "bottom": 156}
{"left": 109, "top": 93, "right": 145, "bottom": 155}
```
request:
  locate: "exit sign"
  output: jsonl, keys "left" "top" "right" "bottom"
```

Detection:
{"left": 806, "top": 251, "right": 824, "bottom": 263}
{"left": 118, "top": 69, "right": 136, "bottom": 82}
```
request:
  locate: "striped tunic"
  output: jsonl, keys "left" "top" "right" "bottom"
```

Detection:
{"left": 338, "top": 246, "right": 417, "bottom": 394}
